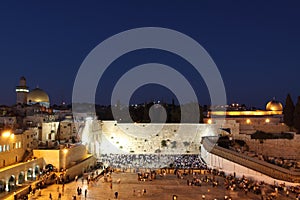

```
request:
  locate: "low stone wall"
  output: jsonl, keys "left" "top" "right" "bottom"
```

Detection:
{"left": 202, "top": 137, "right": 300, "bottom": 183}
{"left": 64, "top": 155, "right": 96, "bottom": 180}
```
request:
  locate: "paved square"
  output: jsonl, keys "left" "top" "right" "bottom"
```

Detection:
{"left": 16, "top": 171, "right": 295, "bottom": 200}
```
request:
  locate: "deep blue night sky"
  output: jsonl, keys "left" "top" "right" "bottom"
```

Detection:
{"left": 1, "top": 1, "right": 300, "bottom": 108}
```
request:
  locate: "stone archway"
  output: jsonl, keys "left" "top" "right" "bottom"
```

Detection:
{"left": 18, "top": 172, "right": 25, "bottom": 184}
{"left": 8, "top": 175, "right": 16, "bottom": 191}
{"left": 34, "top": 165, "right": 40, "bottom": 179}
{"left": 0, "top": 180, "right": 5, "bottom": 192}
{"left": 27, "top": 168, "right": 33, "bottom": 181}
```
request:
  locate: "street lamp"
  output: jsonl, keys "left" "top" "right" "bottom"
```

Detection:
{"left": 2, "top": 131, "right": 11, "bottom": 138}
{"left": 63, "top": 148, "right": 68, "bottom": 155}
{"left": 172, "top": 195, "right": 178, "bottom": 200}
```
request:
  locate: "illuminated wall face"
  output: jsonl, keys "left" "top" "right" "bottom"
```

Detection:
{"left": 79, "top": 120, "right": 219, "bottom": 157}
{"left": 208, "top": 110, "right": 282, "bottom": 116}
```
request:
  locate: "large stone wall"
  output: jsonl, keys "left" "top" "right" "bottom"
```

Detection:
{"left": 96, "top": 121, "right": 219, "bottom": 155}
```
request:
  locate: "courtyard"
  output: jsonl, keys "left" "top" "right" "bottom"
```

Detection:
{"left": 6, "top": 170, "right": 297, "bottom": 200}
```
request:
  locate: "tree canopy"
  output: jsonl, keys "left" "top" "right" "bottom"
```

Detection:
{"left": 283, "top": 93, "right": 295, "bottom": 127}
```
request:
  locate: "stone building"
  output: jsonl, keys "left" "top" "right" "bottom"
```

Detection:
{"left": 204, "top": 99, "right": 289, "bottom": 135}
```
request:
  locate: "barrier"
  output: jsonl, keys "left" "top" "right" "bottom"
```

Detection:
{"left": 202, "top": 137, "right": 300, "bottom": 183}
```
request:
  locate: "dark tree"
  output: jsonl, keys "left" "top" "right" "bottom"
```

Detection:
{"left": 199, "top": 105, "right": 204, "bottom": 123}
{"left": 283, "top": 94, "right": 295, "bottom": 127}
{"left": 293, "top": 96, "right": 300, "bottom": 132}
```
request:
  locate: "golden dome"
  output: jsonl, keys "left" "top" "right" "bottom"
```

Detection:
{"left": 266, "top": 100, "right": 283, "bottom": 111}
{"left": 27, "top": 88, "right": 50, "bottom": 104}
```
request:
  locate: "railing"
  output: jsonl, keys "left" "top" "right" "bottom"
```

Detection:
{"left": 202, "top": 137, "right": 300, "bottom": 183}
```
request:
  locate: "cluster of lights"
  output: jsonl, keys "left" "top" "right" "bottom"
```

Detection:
{"left": 2, "top": 131, "right": 14, "bottom": 139}
{"left": 208, "top": 110, "right": 282, "bottom": 116}
{"left": 246, "top": 118, "right": 270, "bottom": 124}
{"left": 207, "top": 118, "right": 271, "bottom": 125}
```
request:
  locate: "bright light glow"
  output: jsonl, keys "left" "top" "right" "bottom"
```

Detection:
{"left": 246, "top": 119, "right": 251, "bottom": 124}
{"left": 10, "top": 134, "right": 14, "bottom": 139}
{"left": 2, "top": 131, "right": 11, "bottom": 138}
{"left": 208, "top": 110, "right": 282, "bottom": 116}
{"left": 63, "top": 148, "right": 68, "bottom": 154}
{"left": 15, "top": 88, "right": 29, "bottom": 93}
{"left": 265, "top": 118, "right": 270, "bottom": 123}
{"left": 207, "top": 119, "right": 212, "bottom": 124}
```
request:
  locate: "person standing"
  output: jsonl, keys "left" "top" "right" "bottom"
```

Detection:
{"left": 85, "top": 189, "right": 87, "bottom": 198}
{"left": 114, "top": 191, "right": 118, "bottom": 199}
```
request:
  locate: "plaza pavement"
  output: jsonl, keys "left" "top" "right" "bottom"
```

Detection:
{"left": 5, "top": 172, "right": 296, "bottom": 200}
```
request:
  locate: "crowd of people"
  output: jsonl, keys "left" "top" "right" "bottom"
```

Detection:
{"left": 182, "top": 168, "right": 300, "bottom": 200}
{"left": 98, "top": 154, "right": 206, "bottom": 169}
{"left": 172, "top": 154, "right": 206, "bottom": 169}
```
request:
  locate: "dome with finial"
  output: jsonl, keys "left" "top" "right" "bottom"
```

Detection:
{"left": 266, "top": 98, "right": 283, "bottom": 111}
{"left": 27, "top": 87, "right": 50, "bottom": 108}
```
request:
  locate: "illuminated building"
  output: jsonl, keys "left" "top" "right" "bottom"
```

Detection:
{"left": 205, "top": 100, "right": 288, "bottom": 135}
{"left": 15, "top": 76, "right": 29, "bottom": 104}
{"left": 15, "top": 77, "right": 51, "bottom": 108}
{"left": 27, "top": 87, "right": 50, "bottom": 108}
